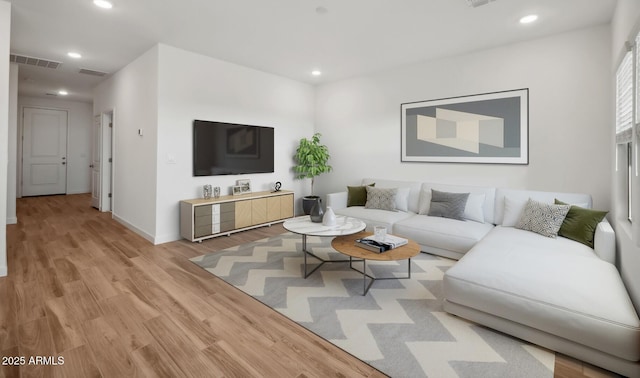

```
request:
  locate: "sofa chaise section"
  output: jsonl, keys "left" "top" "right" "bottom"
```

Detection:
{"left": 444, "top": 226, "right": 640, "bottom": 377}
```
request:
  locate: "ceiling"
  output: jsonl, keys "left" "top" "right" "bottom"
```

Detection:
{"left": 8, "top": 0, "right": 617, "bottom": 103}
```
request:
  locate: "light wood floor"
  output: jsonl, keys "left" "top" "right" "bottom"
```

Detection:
{"left": 0, "top": 194, "right": 618, "bottom": 377}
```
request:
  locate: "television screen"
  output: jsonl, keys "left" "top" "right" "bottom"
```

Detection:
{"left": 193, "top": 120, "right": 275, "bottom": 176}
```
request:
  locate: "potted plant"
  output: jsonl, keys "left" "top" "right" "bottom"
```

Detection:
{"left": 293, "top": 133, "right": 332, "bottom": 214}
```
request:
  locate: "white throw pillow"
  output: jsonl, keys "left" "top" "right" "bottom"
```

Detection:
{"left": 464, "top": 193, "right": 485, "bottom": 223}
{"left": 418, "top": 188, "right": 432, "bottom": 215}
{"left": 395, "top": 187, "right": 410, "bottom": 212}
{"left": 502, "top": 196, "right": 528, "bottom": 227}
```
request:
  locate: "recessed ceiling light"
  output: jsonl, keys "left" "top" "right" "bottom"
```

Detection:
{"left": 93, "top": 0, "right": 113, "bottom": 9}
{"left": 519, "top": 14, "right": 538, "bottom": 24}
{"left": 67, "top": 52, "right": 82, "bottom": 59}
{"left": 58, "top": 90, "right": 68, "bottom": 96}
{"left": 311, "top": 70, "right": 322, "bottom": 76}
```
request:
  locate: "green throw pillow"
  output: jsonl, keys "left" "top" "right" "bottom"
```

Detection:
{"left": 555, "top": 199, "right": 608, "bottom": 248}
{"left": 346, "top": 183, "right": 375, "bottom": 207}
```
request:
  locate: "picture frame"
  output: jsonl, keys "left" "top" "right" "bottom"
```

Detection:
{"left": 232, "top": 185, "right": 243, "bottom": 196}
{"left": 401, "top": 88, "right": 528, "bottom": 164}
{"left": 236, "top": 179, "right": 251, "bottom": 194}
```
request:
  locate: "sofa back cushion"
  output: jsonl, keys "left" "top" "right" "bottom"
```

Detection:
{"left": 361, "top": 178, "right": 422, "bottom": 213}
{"left": 420, "top": 183, "right": 496, "bottom": 224}
{"left": 494, "top": 188, "right": 592, "bottom": 226}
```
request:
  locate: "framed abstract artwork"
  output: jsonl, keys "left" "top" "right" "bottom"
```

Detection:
{"left": 401, "top": 89, "right": 528, "bottom": 164}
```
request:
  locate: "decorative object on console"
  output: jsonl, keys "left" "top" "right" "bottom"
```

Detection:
{"left": 237, "top": 179, "right": 251, "bottom": 194}
{"left": 401, "top": 88, "right": 529, "bottom": 164}
{"left": 203, "top": 184, "right": 212, "bottom": 199}
{"left": 273, "top": 181, "right": 281, "bottom": 192}
{"left": 213, "top": 186, "right": 220, "bottom": 198}
{"left": 293, "top": 133, "right": 332, "bottom": 214}
{"left": 232, "top": 185, "right": 242, "bottom": 195}
{"left": 310, "top": 198, "right": 324, "bottom": 223}
{"left": 322, "top": 206, "right": 336, "bottom": 226}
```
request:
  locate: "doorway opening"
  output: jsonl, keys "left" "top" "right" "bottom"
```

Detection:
{"left": 90, "top": 110, "right": 114, "bottom": 211}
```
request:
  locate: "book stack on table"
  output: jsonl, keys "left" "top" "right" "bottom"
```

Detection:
{"left": 355, "top": 234, "right": 408, "bottom": 253}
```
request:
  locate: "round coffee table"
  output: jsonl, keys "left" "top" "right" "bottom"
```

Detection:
{"left": 283, "top": 215, "right": 366, "bottom": 278}
{"left": 332, "top": 231, "right": 420, "bottom": 295}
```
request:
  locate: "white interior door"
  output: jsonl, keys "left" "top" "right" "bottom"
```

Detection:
{"left": 100, "top": 111, "right": 113, "bottom": 212}
{"left": 22, "top": 107, "right": 68, "bottom": 196}
{"left": 90, "top": 115, "right": 101, "bottom": 209}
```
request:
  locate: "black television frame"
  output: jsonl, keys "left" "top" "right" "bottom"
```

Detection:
{"left": 192, "top": 120, "right": 275, "bottom": 177}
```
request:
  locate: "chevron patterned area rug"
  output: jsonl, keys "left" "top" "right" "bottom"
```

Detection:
{"left": 190, "top": 232, "right": 554, "bottom": 377}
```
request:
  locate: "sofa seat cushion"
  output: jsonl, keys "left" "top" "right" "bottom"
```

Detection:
{"left": 393, "top": 215, "right": 494, "bottom": 254}
{"left": 333, "top": 206, "right": 414, "bottom": 232}
{"left": 444, "top": 226, "right": 640, "bottom": 361}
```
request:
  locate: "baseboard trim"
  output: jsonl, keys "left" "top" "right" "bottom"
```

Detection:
{"left": 6, "top": 217, "right": 17, "bottom": 225}
{"left": 0, "top": 265, "right": 7, "bottom": 277}
{"left": 66, "top": 190, "right": 91, "bottom": 195}
{"left": 154, "top": 233, "right": 181, "bottom": 245}
{"left": 112, "top": 213, "right": 156, "bottom": 245}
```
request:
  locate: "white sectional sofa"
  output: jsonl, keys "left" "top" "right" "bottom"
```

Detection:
{"left": 326, "top": 178, "right": 640, "bottom": 377}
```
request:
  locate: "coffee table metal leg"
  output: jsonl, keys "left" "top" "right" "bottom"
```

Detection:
{"left": 303, "top": 234, "right": 308, "bottom": 277}
{"left": 363, "top": 259, "right": 366, "bottom": 294}
{"left": 350, "top": 258, "right": 414, "bottom": 296}
{"left": 301, "top": 235, "right": 354, "bottom": 279}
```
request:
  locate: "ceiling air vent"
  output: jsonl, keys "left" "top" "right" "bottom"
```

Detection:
{"left": 45, "top": 93, "right": 59, "bottom": 97}
{"left": 79, "top": 68, "right": 108, "bottom": 77}
{"left": 10, "top": 54, "right": 62, "bottom": 69}
{"left": 466, "top": 0, "right": 496, "bottom": 7}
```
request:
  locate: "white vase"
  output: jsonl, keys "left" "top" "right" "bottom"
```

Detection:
{"left": 323, "top": 206, "right": 336, "bottom": 226}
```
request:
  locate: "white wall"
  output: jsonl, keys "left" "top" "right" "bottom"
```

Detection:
{"left": 0, "top": 0, "right": 10, "bottom": 277}
{"left": 17, "top": 96, "right": 92, "bottom": 196}
{"left": 155, "top": 44, "right": 315, "bottom": 243}
{"left": 93, "top": 46, "right": 159, "bottom": 242}
{"left": 314, "top": 25, "right": 612, "bottom": 210}
{"left": 7, "top": 63, "right": 17, "bottom": 224}
{"left": 611, "top": 0, "right": 640, "bottom": 312}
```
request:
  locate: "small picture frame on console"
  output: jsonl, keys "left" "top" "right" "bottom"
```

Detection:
{"left": 237, "top": 179, "right": 251, "bottom": 194}
{"left": 232, "top": 185, "right": 243, "bottom": 195}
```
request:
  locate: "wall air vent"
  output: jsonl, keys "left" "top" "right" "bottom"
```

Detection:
{"left": 466, "top": 0, "right": 496, "bottom": 7}
{"left": 79, "top": 68, "right": 108, "bottom": 77}
{"left": 10, "top": 54, "right": 62, "bottom": 69}
{"left": 45, "top": 93, "right": 59, "bottom": 97}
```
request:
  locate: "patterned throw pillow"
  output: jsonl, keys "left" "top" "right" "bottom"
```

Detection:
{"left": 428, "top": 189, "right": 470, "bottom": 220}
{"left": 516, "top": 199, "right": 570, "bottom": 238}
{"left": 365, "top": 187, "right": 398, "bottom": 211}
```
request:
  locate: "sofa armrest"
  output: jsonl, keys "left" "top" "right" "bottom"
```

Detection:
{"left": 326, "top": 191, "right": 348, "bottom": 210}
{"left": 594, "top": 219, "right": 615, "bottom": 264}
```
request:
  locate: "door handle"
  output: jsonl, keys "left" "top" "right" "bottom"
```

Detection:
{"left": 62, "top": 162, "right": 66, "bottom": 165}
{"left": 89, "top": 164, "right": 94, "bottom": 168}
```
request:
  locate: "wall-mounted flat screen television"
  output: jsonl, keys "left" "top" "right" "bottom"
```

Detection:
{"left": 193, "top": 120, "right": 275, "bottom": 176}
